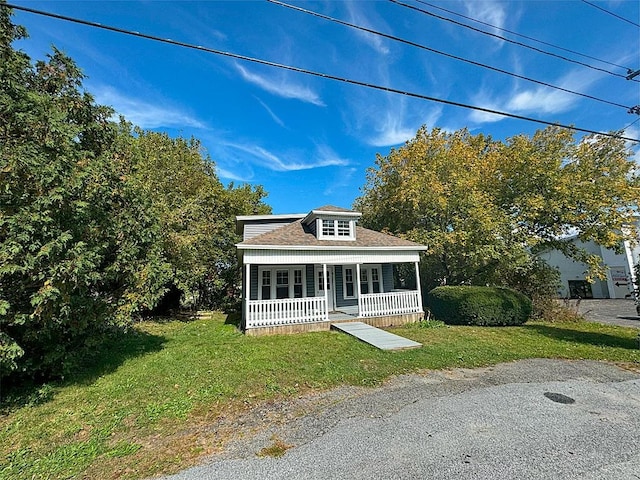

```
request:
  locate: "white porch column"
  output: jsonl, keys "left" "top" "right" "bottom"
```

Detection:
{"left": 244, "top": 263, "right": 251, "bottom": 326}
{"left": 323, "top": 263, "right": 329, "bottom": 320}
{"left": 415, "top": 261, "right": 423, "bottom": 312}
{"left": 356, "top": 263, "right": 362, "bottom": 317}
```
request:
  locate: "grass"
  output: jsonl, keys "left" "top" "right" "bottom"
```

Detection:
{"left": 1, "top": 313, "right": 639, "bottom": 479}
{"left": 257, "top": 436, "right": 292, "bottom": 458}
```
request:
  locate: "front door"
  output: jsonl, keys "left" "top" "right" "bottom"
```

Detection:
{"left": 316, "top": 266, "right": 335, "bottom": 311}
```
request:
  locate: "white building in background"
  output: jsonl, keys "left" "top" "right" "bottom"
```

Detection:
{"left": 539, "top": 227, "right": 640, "bottom": 299}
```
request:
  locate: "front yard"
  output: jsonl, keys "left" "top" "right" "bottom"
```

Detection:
{"left": 1, "top": 313, "right": 639, "bottom": 479}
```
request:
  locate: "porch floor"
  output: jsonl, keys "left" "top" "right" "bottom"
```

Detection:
{"left": 331, "top": 321, "right": 422, "bottom": 351}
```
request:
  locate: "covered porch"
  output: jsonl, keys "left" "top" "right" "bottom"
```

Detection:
{"left": 243, "top": 261, "right": 424, "bottom": 331}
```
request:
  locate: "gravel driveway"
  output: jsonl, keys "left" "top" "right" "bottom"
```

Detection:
{"left": 162, "top": 359, "right": 640, "bottom": 480}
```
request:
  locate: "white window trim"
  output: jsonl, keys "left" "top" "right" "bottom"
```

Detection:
{"left": 359, "top": 264, "right": 383, "bottom": 295}
{"left": 343, "top": 266, "right": 356, "bottom": 299}
{"left": 257, "top": 266, "right": 307, "bottom": 300}
{"left": 316, "top": 218, "right": 356, "bottom": 241}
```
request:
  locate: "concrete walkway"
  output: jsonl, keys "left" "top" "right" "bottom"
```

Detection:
{"left": 331, "top": 322, "right": 422, "bottom": 351}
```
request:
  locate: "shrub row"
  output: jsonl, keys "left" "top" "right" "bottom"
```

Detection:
{"left": 427, "top": 286, "right": 532, "bottom": 326}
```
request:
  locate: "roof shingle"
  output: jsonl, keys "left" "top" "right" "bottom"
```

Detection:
{"left": 238, "top": 219, "right": 425, "bottom": 249}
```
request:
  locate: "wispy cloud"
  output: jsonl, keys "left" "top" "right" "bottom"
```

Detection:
{"left": 222, "top": 142, "right": 349, "bottom": 171}
{"left": 235, "top": 63, "right": 325, "bottom": 106}
{"left": 324, "top": 167, "right": 357, "bottom": 195}
{"left": 467, "top": 92, "right": 507, "bottom": 123}
{"left": 254, "top": 96, "right": 286, "bottom": 128}
{"left": 216, "top": 166, "right": 253, "bottom": 182}
{"left": 366, "top": 102, "right": 442, "bottom": 147}
{"left": 94, "top": 86, "right": 205, "bottom": 129}
{"left": 463, "top": 0, "right": 507, "bottom": 36}
{"left": 345, "top": 1, "right": 390, "bottom": 55}
{"left": 469, "top": 69, "right": 601, "bottom": 124}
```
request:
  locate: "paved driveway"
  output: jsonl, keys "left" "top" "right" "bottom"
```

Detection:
{"left": 579, "top": 299, "right": 640, "bottom": 328}
{"left": 163, "top": 360, "right": 640, "bottom": 480}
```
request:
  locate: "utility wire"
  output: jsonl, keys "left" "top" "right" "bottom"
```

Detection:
{"left": 269, "top": 0, "right": 636, "bottom": 113}
{"left": 580, "top": 0, "right": 640, "bottom": 28}
{"left": 2, "top": 2, "right": 638, "bottom": 143}
{"left": 623, "top": 116, "right": 640, "bottom": 133}
{"left": 390, "top": 0, "right": 633, "bottom": 82}
{"left": 413, "top": 0, "right": 633, "bottom": 72}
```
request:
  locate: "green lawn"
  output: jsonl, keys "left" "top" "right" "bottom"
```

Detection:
{"left": 1, "top": 314, "right": 639, "bottom": 480}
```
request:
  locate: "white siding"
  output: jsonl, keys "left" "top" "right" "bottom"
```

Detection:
{"left": 540, "top": 239, "right": 634, "bottom": 299}
{"left": 243, "top": 221, "right": 296, "bottom": 240}
{"left": 241, "top": 248, "right": 421, "bottom": 265}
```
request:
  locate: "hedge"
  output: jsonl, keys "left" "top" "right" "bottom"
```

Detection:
{"left": 427, "top": 286, "right": 532, "bottom": 326}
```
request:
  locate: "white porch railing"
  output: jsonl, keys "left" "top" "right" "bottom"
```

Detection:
{"left": 360, "top": 290, "right": 422, "bottom": 317}
{"left": 246, "top": 297, "right": 327, "bottom": 328}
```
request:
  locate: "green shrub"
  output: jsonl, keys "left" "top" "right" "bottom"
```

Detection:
{"left": 427, "top": 286, "right": 532, "bottom": 326}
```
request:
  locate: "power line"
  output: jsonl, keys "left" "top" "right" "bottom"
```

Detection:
{"left": 580, "top": 0, "right": 640, "bottom": 28}
{"left": 269, "top": 0, "right": 636, "bottom": 113}
{"left": 2, "top": 2, "right": 638, "bottom": 143}
{"left": 390, "top": 0, "right": 634, "bottom": 82}
{"left": 412, "top": 0, "right": 634, "bottom": 73}
{"left": 623, "top": 117, "right": 640, "bottom": 133}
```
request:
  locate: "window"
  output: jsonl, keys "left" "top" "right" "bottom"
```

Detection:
{"left": 261, "top": 270, "right": 271, "bottom": 300}
{"left": 322, "top": 219, "right": 334, "bottom": 236}
{"left": 318, "top": 218, "right": 355, "bottom": 240}
{"left": 344, "top": 267, "right": 355, "bottom": 298}
{"left": 294, "top": 269, "right": 303, "bottom": 298}
{"left": 360, "top": 268, "right": 369, "bottom": 295}
{"left": 258, "top": 267, "right": 306, "bottom": 299}
{"left": 359, "top": 265, "right": 383, "bottom": 295}
{"left": 276, "top": 270, "right": 289, "bottom": 299}
{"left": 317, "top": 269, "right": 331, "bottom": 291}
{"left": 337, "top": 220, "right": 350, "bottom": 236}
{"left": 371, "top": 267, "right": 381, "bottom": 293}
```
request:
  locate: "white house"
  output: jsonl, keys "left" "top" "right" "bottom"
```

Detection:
{"left": 539, "top": 234, "right": 640, "bottom": 299}
{"left": 236, "top": 205, "right": 427, "bottom": 335}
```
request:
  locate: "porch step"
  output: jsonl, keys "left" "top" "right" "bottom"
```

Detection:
{"left": 331, "top": 322, "right": 422, "bottom": 351}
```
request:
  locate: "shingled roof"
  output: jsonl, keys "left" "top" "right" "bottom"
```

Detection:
{"left": 313, "top": 205, "right": 354, "bottom": 213}
{"left": 237, "top": 219, "right": 425, "bottom": 249}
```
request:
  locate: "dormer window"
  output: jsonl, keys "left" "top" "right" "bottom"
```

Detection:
{"left": 322, "top": 219, "right": 334, "bottom": 236}
{"left": 337, "top": 220, "right": 350, "bottom": 236}
{"left": 302, "top": 206, "right": 361, "bottom": 241}
{"left": 318, "top": 218, "right": 355, "bottom": 240}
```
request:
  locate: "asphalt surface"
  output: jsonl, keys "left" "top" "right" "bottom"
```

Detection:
{"left": 162, "top": 360, "right": 640, "bottom": 480}
{"left": 579, "top": 299, "right": 640, "bottom": 329}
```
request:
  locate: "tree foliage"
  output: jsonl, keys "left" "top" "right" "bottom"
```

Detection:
{"left": 0, "top": 8, "right": 270, "bottom": 380}
{"left": 355, "top": 125, "right": 639, "bottom": 294}
{"left": 0, "top": 9, "right": 170, "bottom": 379}
{"left": 124, "top": 128, "right": 269, "bottom": 311}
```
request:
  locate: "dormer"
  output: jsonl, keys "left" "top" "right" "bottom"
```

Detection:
{"left": 302, "top": 205, "right": 362, "bottom": 241}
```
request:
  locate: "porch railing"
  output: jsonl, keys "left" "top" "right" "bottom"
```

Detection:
{"left": 360, "top": 290, "right": 422, "bottom": 317}
{"left": 246, "top": 296, "right": 327, "bottom": 328}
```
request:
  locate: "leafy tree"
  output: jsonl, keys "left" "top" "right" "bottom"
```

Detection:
{"left": 124, "top": 128, "right": 270, "bottom": 311}
{"left": 355, "top": 125, "right": 639, "bottom": 296}
{"left": 0, "top": 8, "right": 169, "bottom": 380}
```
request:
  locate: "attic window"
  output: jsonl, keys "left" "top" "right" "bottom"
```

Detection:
{"left": 322, "top": 219, "right": 334, "bottom": 236}
{"left": 318, "top": 218, "right": 355, "bottom": 240}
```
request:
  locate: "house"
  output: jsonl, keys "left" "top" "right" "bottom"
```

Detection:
{"left": 235, "top": 205, "right": 427, "bottom": 335}
{"left": 539, "top": 232, "right": 640, "bottom": 299}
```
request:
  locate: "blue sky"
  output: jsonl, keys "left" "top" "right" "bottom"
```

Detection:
{"left": 8, "top": 0, "right": 640, "bottom": 213}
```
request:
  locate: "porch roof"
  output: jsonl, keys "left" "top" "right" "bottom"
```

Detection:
{"left": 236, "top": 219, "right": 426, "bottom": 251}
